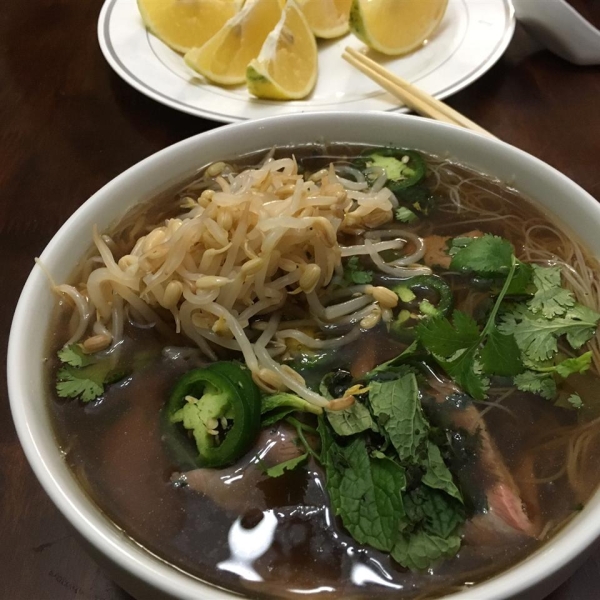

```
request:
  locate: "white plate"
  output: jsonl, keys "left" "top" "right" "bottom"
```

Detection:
{"left": 98, "top": 0, "right": 515, "bottom": 124}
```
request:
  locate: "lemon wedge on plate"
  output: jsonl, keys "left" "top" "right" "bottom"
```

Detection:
{"left": 137, "top": 0, "right": 243, "bottom": 54}
{"left": 246, "top": 0, "right": 318, "bottom": 100}
{"left": 349, "top": 0, "right": 448, "bottom": 56}
{"left": 296, "top": 0, "right": 353, "bottom": 39}
{"left": 184, "top": 0, "right": 283, "bottom": 85}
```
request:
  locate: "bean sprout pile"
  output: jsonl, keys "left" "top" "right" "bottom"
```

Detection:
{"left": 52, "top": 155, "right": 432, "bottom": 407}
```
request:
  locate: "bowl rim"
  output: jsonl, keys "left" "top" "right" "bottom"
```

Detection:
{"left": 8, "top": 110, "right": 600, "bottom": 600}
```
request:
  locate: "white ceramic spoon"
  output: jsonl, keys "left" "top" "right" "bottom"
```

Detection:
{"left": 513, "top": 0, "right": 600, "bottom": 65}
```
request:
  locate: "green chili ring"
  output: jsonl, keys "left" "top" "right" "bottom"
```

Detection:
{"left": 356, "top": 147, "right": 426, "bottom": 189}
{"left": 390, "top": 275, "right": 453, "bottom": 340}
{"left": 162, "top": 363, "right": 261, "bottom": 469}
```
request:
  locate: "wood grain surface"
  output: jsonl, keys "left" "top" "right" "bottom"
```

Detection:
{"left": 1, "top": 2, "right": 600, "bottom": 599}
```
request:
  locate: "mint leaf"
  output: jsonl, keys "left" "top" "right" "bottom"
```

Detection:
{"left": 343, "top": 256, "right": 373, "bottom": 285}
{"left": 513, "top": 370, "right": 557, "bottom": 400}
{"left": 326, "top": 401, "right": 378, "bottom": 436}
{"left": 421, "top": 442, "right": 463, "bottom": 503}
{"left": 449, "top": 234, "right": 514, "bottom": 275}
{"left": 318, "top": 418, "right": 343, "bottom": 511}
{"left": 392, "top": 530, "right": 461, "bottom": 571}
{"left": 338, "top": 438, "right": 406, "bottom": 552}
{"left": 58, "top": 344, "right": 93, "bottom": 367}
{"left": 369, "top": 375, "right": 429, "bottom": 463}
{"left": 480, "top": 326, "right": 524, "bottom": 376}
{"left": 265, "top": 453, "right": 308, "bottom": 478}
{"left": 404, "top": 487, "right": 464, "bottom": 538}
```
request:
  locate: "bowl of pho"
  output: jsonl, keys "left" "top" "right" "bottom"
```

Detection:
{"left": 8, "top": 111, "right": 600, "bottom": 600}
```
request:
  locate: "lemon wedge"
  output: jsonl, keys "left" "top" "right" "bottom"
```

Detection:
{"left": 184, "top": 0, "right": 283, "bottom": 86}
{"left": 137, "top": 0, "right": 243, "bottom": 54}
{"left": 246, "top": 0, "right": 317, "bottom": 100}
{"left": 296, "top": 0, "right": 353, "bottom": 39}
{"left": 349, "top": 0, "right": 448, "bottom": 56}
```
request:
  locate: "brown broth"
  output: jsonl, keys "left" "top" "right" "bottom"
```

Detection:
{"left": 47, "top": 147, "right": 600, "bottom": 599}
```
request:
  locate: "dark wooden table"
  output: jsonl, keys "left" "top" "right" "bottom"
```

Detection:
{"left": 2, "top": 2, "right": 600, "bottom": 599}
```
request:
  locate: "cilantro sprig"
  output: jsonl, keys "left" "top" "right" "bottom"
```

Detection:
{"left": 418, "top": 236, "right": 599, "bottom": 403}
{"left": 417, "top": 253, "right": 523, "bottom": 399}
{"left": 56, "top": 344, "right": 128, "bottom": 403}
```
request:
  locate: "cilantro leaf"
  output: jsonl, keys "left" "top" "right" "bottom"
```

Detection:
{"left": 395, "top": 206, "right": 418, "bottom": 223}
{"left": 417, "top": 311, "right": 488, "bottom": 399}
{"left": 437, "top": 348, "right": 490, "bottom": 400}
{"left": 326, "top": 401, "right": 378, "bottom": 436}
{"left": 567, "top": 393, "right": 583, "bottom": 409}
{"left": 554, "top": 352, "right": 593, "bottom": 377}
{"left": 479, "top": 326, "right": 524, "bottom": 377}
{"left": 500, "top": 303, "right": 600, "bottom": 362}
{"left": 449, "top": 234, "right": 514, "bottom": 275}
{"left": 418, "top": 256, "right": 519, "bottom": 399}
{"left": 369, "top": 375, "right": 429, "bottom": 463}
{"left": 416, "top": 311, "right": 480, "bottom": 357}
{"left": 503, "top": 262, "right": 535, "bottom": 296}
{"left": 337, "top": 437, "right": 407, "bottom": 552}
{"left": 264, "top": 453, "right": 308, "bottom": 478}
{"left": 343, "top": 256, "right": 373, "bottom": 285}
{"left": 58, "top": 344, "right": 93, "bottom": 367}
{"left": 564, "top": 305, "right": 600, "bottom": 348}
{"left": 392, "top": 530, "right": 461, "bottom": 571}
{"left": 514, "top": 353, "right": 591, "bottom": 403}
{"left": 529, "top": 265, "right": 575, "bottom": 318}
{"left": 513, "top": 370, "right": 557, "bottom": 400}
{"left": 531, "top": 351, "right": 592, "bottom": 378}
{"left": 55, "top": 348, "right": 129, "bottom": 403}
{"left": 56, "top": 366, "right": 106, "bottom": 403}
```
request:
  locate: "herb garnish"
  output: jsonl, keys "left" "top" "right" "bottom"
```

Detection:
{"left": 343, "top": 256, "right": 373, "bottom": 285}
{"left": 319, "top": 372, "right": 465, "bottom": 570}
{"left": 56, "top": 344, "right": 127, "bottom": 403}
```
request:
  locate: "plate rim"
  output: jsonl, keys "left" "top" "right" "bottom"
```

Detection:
{"left": 97, "top": 0, "right": 516, "bottom": 124}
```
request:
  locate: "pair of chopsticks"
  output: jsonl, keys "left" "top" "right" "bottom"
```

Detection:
{"left": 342, "top": 46, "right": 495, "bottom": 139}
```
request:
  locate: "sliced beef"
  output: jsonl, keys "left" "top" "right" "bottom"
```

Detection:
{"left": 173, "top": 422, "right": 305, "bottom": 514}
{"left": 423, "top": 230, "right": 483, "bottom": 269}
{"left": 425, "top": 378, "right": 540, "bottom": 543}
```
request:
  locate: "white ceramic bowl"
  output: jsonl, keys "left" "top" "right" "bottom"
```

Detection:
{"left": 8, "top": 112, "right": 600, "bottom": 600}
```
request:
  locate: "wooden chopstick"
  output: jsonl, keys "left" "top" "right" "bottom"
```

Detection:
{"left": 343, "top": 46, "right": 496, "bottom": 139}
